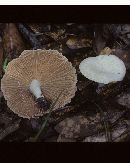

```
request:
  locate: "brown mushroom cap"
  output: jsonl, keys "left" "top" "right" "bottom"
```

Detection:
{"left": 1, "top": 50, "right": 77, "bottom": 119}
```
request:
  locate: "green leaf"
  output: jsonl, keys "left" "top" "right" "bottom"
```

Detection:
{"left": 3, "top": 58, "right": 8, "bottom": 72}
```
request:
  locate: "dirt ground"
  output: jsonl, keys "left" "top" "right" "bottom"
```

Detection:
{"left": 0, "top": 23, "right": 130, "bottom": 142}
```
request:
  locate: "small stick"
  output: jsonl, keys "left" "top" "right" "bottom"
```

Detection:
{"left": 32, "top": 90, "right": 64, "bottom": 142}
{"left": 93, "top": 102, "right": 112, "bottom": 142}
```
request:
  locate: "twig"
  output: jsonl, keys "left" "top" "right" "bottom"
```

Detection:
{"left": 32, "top": 90, "right": 64, "bottom": 142}
{"left": 93, "top": 102, "right": 112, "bottom": 142}
{"left": 17, "top": 23, "right": 42, "bottom": 49}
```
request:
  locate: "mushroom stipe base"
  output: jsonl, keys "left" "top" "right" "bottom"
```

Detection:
{"left": 36, "top": 97, "right": 51, "bottom": 111}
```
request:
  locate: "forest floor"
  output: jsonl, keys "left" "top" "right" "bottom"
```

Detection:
{"left": 0, "top": 23, "right": 130, "bottom": 142}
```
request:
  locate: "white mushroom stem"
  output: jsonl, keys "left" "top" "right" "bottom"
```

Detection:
{"left": 29, "top": 79, "right": 43, "bottom": 99}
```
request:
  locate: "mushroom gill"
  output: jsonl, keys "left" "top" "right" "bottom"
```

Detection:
{"left": 1, "top": 50, "right": 77, "bottom": 119}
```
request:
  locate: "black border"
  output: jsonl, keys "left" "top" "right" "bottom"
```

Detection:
{"left": 0, "top": 143, "right": 130, "bottom": 162}
{"left": 0, "top": 5, "right": 130, "bottom": 23}
{"left": 0, "top": 5, "right": 130, "bottom": 162}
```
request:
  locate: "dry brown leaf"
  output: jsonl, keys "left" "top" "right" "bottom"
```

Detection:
{"left": 3, "top": 23, "right": 25, "bottom": 61}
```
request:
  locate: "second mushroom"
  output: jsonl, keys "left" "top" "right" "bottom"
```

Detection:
{"left": 79, "top": 51, "right": 126, "bottom": 84}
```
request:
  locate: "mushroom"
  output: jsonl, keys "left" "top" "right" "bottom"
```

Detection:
{"left": 1, "top": 49, "right": 77, "bottom": 119}
{"left": 79, "top": 54, "right": 126, "bottom": 84}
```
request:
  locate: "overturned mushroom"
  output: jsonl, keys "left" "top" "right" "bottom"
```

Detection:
{"left": 79, "top": 54, "right": 126, "bottom": 84}
{"left": 1, "top": 50, "right": 77, "bottom": 119}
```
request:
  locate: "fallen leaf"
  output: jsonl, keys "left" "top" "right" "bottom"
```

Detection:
{"left": 3, "top": 23, "right": 25, "bottom": 61}
{"left": 117, "top": 92, "right": 130, "bottom": 108}
{"left": 55, "top": 114, "right": 101, "bottom": 140}
{"left": 66, "top": 35, "right": 92, "bottom": 49}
